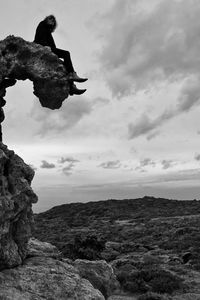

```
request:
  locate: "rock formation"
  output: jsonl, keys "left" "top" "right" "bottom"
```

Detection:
{"left": 0, "top": 35, "right": 69, "bottom": 109}
{"left": 0, "top": 142, "right": 37, "bottom": 270}
{"left": 0, "top": 143, "right": 106, "bottom": 299}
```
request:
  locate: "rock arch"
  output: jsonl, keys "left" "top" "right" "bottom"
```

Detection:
{"left": 0, "top": 35, "right": 70, "bottom": 109}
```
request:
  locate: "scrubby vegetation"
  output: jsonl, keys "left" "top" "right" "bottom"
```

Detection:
{"left": 63, "top": 234, "right": 106, "bottom": 260}
{"left": 34, "top": 196, "right": 200, "bottom": 298}
{"left": 117, "top": 266, "right": 183, "bottom": 294}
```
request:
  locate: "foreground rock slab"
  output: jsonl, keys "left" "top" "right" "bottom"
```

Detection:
{"left": 0, "top": 256, "right": 105, "bottom": 300}
{"left": 0, "top": 35, "right": 69, "bottom": 109}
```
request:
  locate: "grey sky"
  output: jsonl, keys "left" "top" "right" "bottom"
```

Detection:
{"left": 0, "top": 0, "right": 200, "bottom": 212}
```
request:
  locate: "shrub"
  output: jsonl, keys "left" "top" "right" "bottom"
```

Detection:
{"left": 148, "top": 269, "right": 183, "bottom": 294}
{"left": 117, "top": 267, "right": 183, "bottom": 294}
{"left": 117, "top": 269, "right": 149, "bottom": 293}
{"left": 68, "top": 234, "right": 106, "bottom": 260}
{"left": 143, "top": 254, "right": 161, "bottom": 266}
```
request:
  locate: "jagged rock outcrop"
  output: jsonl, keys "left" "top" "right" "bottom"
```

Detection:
{"left": 0, "top": 35, "right": 69, "bottom": 109}
{"left": 0, "top": 143, "right": 37, "bottom": 270}
{"left": 0, "top": 256, "right": 105, "bottom": 300}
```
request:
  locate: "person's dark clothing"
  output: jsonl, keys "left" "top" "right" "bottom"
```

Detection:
{"left": 53, "top": 48, "right": 74, "bottom": 73}
{"left": 34, "top": 20, "right": 56, "bottom": 51}
{"left": 34, "top": 21, "right": 74, "bottom": 73}
{"left": 0, "top": 125, "right": 2, "bottom": 142}
{"left": 0, "top": 98, "right": 5, "bottom": 124}
{"left": 0, "top": 104, "right": 5, "bottom": 142}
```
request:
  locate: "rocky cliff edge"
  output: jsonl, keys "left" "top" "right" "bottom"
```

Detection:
{"left": 0, "top": 143, "right": 106, "bottom": 299}
{"left": 0, "top": 35, "right": 69, "bottom": 109}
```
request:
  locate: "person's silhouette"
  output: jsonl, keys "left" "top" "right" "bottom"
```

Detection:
{"left": 34, "top": 15, "right": 87, "bottom": 95}
{"left": 0, "top": 98, "right": 6, "bottom": 142}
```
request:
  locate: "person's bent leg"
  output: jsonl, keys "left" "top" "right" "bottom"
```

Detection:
{"left": 0, "top": 125, "right": 2, "bottom": 142}
{"left": 53, "top": 48, "right": 88, "bottom": 83}
{"left": 53, "top": 48, "right": 74, "bottom": 73}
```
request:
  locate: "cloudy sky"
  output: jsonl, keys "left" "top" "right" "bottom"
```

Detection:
{"left": 1, "top": 0, "right": 200, "bottom": 212}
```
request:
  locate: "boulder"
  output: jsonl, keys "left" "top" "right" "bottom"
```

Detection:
{"left": 27, "top": 237, "right": 62, "bottom": 259}
{"left": 0, "top": 256, "right": 105, "bottom": 300}
{"left": 74, "top": 259, "right": 120, "bottom": 299}
{"left": 0, "top": 142, "right": 37, "bottom": 270}
{"left": 0, "top": 35, "right": 69, "bottom": 109}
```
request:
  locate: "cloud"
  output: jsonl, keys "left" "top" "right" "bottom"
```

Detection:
{"left": 147, "top": 131, "right": 160, "bottom": 140}
{"left": 136, "top": 158, "right": 155, "bottom": 171}
{"left": 140, "top": 158, "right": 155, "bottom": 167}
{"left": 129, "top": 75, "right": 200, "bottom": 139}
{"left": 195, "top": 154, "right": 200, "bottom": 161}
{"left": 31, "top": 96, "right": 92, "bottom": 136}
{"left": 58, "top": 156, "right": 80, "bottom": 164}
{"left": 176, "top": 76, "right": 200, "bottom": 112}
{"left": 60, "top": 157, "right": 80, "bottom": 176}
{"left": 40, "top": 160, "right": 55, "bottom": 169}
{"left": 93, "top": 97, "right": 110, "bottom": 106}
{"left": 62, "top": 162, "right": 76, "bottom": 176}
{"left": 158, "top": 168, "right": 200, "bottom": 184}
{"left": 98, "top": 0, "right": 200, "bottom": 97}
{"left": 129, "top": 114, "right": 159, "bottom": 139}
{"left": 161, "top": 159, "right": 174, "bottom": 169}
{"left": 99, "top": 160, "right": 121, "bottom": 169}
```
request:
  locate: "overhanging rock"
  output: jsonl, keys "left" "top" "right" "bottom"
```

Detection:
{"left": 0, "top": 35, "right": 70, "bottom": 109}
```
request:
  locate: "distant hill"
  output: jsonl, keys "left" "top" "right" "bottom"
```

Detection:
{"left": 34, "top": 196, "right": 200, "bottom": 226}
{"left": 34, "top": 196, "right": 200, "bottom": 259}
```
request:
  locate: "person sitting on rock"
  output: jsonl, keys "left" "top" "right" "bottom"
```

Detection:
{"left": 34, "top": 15, "right": 87, "bottom": 96}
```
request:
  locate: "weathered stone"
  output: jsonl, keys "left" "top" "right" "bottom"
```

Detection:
{"left": 0, "top": 256, "right": 105, "bottom": 300}
{"left": 0, "top": 35, "right": 69, "bottom": 109}
{"left": 0, "top": 142, "right": 37, "bottom": 270}
{"left": 27, "top": 237, "right": 62, "bottom": 259}
{"left": 74, "top": 259, "right": 120, "bottom": 299}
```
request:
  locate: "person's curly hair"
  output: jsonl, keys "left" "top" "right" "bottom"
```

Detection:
{"left": 44, "top": 15, "right": 57, "bottom": 32}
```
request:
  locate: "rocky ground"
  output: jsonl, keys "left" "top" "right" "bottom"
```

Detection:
{"left": 34, "top": 197, "right": 200, "bottom": 300}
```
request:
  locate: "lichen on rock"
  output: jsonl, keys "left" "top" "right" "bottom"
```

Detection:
{"left": 0, "top": 35, "right": 70, "bottom": 109}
